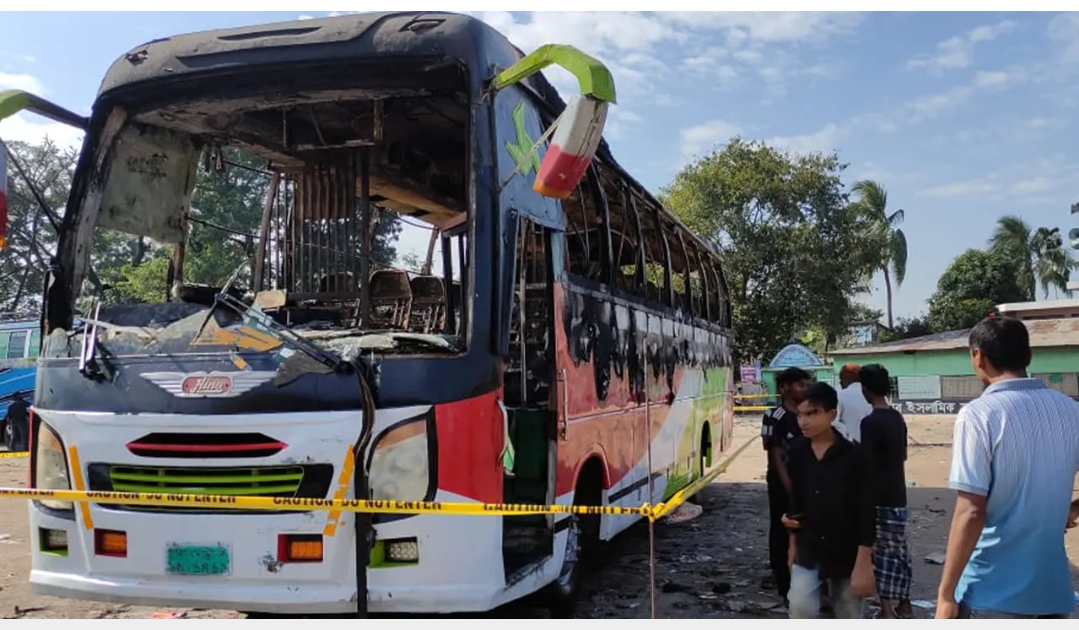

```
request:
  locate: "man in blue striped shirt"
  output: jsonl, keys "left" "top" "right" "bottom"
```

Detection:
{"left": 936, "top": 316, "right": 1079, "bottom": 619}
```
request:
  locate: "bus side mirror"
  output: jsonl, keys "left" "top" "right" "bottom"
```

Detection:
{"left": 532, "top": 95, "right": 608, "bottom": 201}
{"left": 490, "top": 44, "right": 616, "bottom": 201}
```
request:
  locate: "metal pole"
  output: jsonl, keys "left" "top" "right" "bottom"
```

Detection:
{"left": 358, "top": 148, "right": 372, "bottom": 327}
{"left": 644, "top": 334, "right": 656, "bottom": 619}
{"left": 648, "top": 518, "right": 657, "bottom": 620}
{"left": 352, "top": 364, "right": 376, "bottom": 618}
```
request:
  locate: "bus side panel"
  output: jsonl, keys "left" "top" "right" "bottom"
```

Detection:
{"left": 553, "top": 285, "right": 723, "bottom": 511}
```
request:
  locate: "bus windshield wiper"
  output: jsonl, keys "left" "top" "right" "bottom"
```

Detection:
{"left": 214, "top": 292, "right": 343, "bottom": 370}
{"left": 192, "top": 263, "right": 343, "bottom": 370}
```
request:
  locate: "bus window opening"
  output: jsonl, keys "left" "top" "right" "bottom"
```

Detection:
{"left": 67, "top": 63, "right": 471, "bottom": 359}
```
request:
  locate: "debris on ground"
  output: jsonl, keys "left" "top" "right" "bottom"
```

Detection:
{"left": 1, "top": 415, "right": 1076, "bottom": 619}
{"left": 665, "top": 501, "right": 703, "bottom": 524}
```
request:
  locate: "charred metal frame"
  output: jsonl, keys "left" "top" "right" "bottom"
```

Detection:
{"left": 559, "top": 163, "right": 729, "bottom": 328}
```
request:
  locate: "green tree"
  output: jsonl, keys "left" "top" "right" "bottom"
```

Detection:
{"left": 850, "top": 180, "right": 907, "bottom": 329}
{"left": 0, "top": 139, "right": 77, "bottom": 314}
{"left": 880, "top": 314, "right": 933, "bottom": 342}
{"left": 989, "top": 215, "right": 1076, "bottom": 300}
{"left": 660, "top": 138, "right": 881, "bottom": 362}
{"left": 849, "top": 303, "right": 884, "bottom": 324}
{"left": 927, "top": 248, "right": 1026, "bottom": 332}
{"left": 92, "top": 146, "right": 403, "bottom": 304}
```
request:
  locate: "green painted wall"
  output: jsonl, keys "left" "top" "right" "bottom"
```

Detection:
{"left": 760, "top": 366, "right": 834, "bottom": 398}
{"left": 829, "top": 346, "right": 1079, "bottom": 377}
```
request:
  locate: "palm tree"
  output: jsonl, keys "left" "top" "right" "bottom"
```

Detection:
{"left": 851, "top": 180, "right": 907, "bottom": 330}
{"left": 989, "top": 215, "right": 1076, "bottom": 300}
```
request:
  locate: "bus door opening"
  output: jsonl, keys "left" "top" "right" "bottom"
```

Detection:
{"left": 501, "top": 216, "right": 557, "bottom": 580}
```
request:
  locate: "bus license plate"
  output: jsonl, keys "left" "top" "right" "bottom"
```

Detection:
{"left": 166, "top": 545, "right": 230, "bottom": 576}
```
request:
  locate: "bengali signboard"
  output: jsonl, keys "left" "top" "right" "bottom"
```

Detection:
{"left": 768, "top": 344, "right": 823, "bottom": 368}
{"left": 890, "top": 399, "right": 966, "bottom": 415}
{"left": 896, "top": 375, "right": 942, "bottom": 400}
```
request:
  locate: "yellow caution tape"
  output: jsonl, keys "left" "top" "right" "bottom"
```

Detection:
{"left": 0, "top": 487, "right": 656, "bottom": 518}
{"left": 652, "top": 435, "right": 759, "bottom": 520}
{"left": 0, "top": 451, "right": 28, "bottom": 459}
{"left": 0, "top": 437, "right": 760, "bottom": 522}
{"left": 733, "top": 405, "right": 772, "bottom": 412}
{"left": 733, "top": 393, "right": 774, "bottom": 399}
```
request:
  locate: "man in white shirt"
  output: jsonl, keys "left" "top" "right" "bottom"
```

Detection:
{"left": 835, "top": 363, "right": 873, "bottom": 443}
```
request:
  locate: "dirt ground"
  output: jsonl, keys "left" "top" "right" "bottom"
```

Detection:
{"left": 0, "top": 414, "right": 1076, "bottom": 619}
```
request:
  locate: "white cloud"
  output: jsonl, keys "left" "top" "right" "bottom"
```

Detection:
{"left": 1048, "top": 12, "right": 1079, "bottom": 67}
{"left": 470, "top": 11, "right": 858, "bottom": 104}
{"left": 679, "top": 119, "right": 742, "bottom": 158}
{"left": 476, "top": 11, "right": 679, "bottom": 58}
{"left": 660, "top": 12, "right": 864, "bottom": 45}
{"left": 1013, "top": 116, "right": 1062, "bottom": 140}
{"left": 918, "top": 176, "right": 1002, "bottom": 198}
{"left": 604, "top": 108, "right": 644, "bottom": 141}
{"left": 1010, "top": 177, "right": 1054, "bottom": 194}
{"left": 0, "top": 74, "right": 83, "bottom": 149}
{"left": 0, "top": 72, "right": 45, "bottom": 95}
{"left": 974, "top": 67, "right": 1026, "bottom": 89}
{"left": 852, "top": 161, "right": 893, "bottom": 182}
{"left": 906, "top": 86, "right": 973, "bottom": 117}
{"left": 917, "top": 157, "right": 1079, "bottom": 200}
{"left": 0, "top": 114, "right": 84, "bottom": 151}
{"left": 764, "top": 122, "right": 847, "bottom": 156}
{"left": 473, "top": 11, "right": 683, "bottom": 102}
{"left": 906, "top": 20, "right": 1016, "bottom": 74}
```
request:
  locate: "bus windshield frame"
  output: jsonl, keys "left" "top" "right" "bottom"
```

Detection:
{"left": 46, "top": 57, "right": 479, "bottom": 362}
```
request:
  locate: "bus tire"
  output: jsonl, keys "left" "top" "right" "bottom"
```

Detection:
{"left": 542, "top": 458, "right": 602, "bottom": 616}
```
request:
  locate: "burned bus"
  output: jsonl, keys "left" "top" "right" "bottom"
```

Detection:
{"left": 24, "top": 12, "right": 734, "bottom": 615}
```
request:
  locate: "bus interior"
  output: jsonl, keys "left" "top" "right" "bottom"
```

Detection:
{"left": 74, "top": 60, "right": 473, "bottom": 359}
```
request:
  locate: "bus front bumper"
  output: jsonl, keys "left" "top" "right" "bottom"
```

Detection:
{"left": 29, "top": 504, "right": 507, "bottom": 614}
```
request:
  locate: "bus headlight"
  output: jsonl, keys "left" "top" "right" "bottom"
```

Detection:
{"left": 35, "top": 422, "right": 73, "bottom": 511}
{"left": 369, "top": 420, "right": 430, "bottom": 503}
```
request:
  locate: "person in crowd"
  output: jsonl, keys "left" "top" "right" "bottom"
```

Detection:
{"left": 858, "top": 364, "right": 913, "bottom": 618}
{"left": 835, "top": 363, "right": 872, "bottom": 443}
{"left": 760, "top": 367, "right": 811, "bottom": 604}
{"left": 936, "top": 316, "right": 1079, "bottom": 619}
{"left": 5, "top": 391, "right": 28, "bottom": 452}
{"left": 783, "top": 382, "right": 876, "bottom": 619}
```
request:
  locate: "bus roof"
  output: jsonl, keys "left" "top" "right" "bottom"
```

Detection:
{"left": 97, "top": 11, "right": 725, "bottom": 268}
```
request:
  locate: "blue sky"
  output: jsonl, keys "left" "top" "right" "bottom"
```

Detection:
{"left": 2, "top": 11, "right": 1078, "bottom": 321}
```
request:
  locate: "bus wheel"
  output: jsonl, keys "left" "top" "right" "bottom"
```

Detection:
{"left": 554, "top": 514, "right": 581, "bottom": 593}
{"left": 541, "top": 514, "right": 583, "bottom": 617}
{"left": 542, "top": 464, "right": 601, "bottom": 616}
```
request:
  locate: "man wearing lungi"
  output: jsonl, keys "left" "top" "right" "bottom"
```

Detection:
{"left": 858, "top": 363, "right": 913, "bottom": 618}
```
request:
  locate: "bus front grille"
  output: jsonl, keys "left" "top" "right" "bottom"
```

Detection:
{"left": 86, "top": 463, "right": 336, "bottom": 514}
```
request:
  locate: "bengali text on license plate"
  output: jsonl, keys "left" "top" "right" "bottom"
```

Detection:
{"left": 166, "top": 545, "right": 231, "bottom": 576}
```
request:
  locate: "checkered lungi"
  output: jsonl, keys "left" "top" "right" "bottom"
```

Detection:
{"left": 873, "top": 506, "right": 913, "bottom": 602}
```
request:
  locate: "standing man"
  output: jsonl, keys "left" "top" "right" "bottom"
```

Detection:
{"left": 784, "top": 382, "right": 876, "bottom": 619}
{"left": 5, "top": 391, "right": 28, "bottom": 452}
{"left": 835, "top": 363, "right": 872, "bottom": 443}
{"left": 936, "top": 317, "right": 1079, "bottom": 619}
{"left": 761, "top": 366, "right": 810, "bottom": 604}
{"left": 858, "top": 364, "right": 913, "bottom": 618}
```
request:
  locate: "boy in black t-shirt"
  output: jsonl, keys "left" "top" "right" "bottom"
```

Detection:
{"left": 858, "top": 364, "right": 913, "bottom": 619}
{"left": 784, "top": 382, "right": 876, "bottom": 618}
{"left": 760, "top": 367, "right": 810, "bottom": 603}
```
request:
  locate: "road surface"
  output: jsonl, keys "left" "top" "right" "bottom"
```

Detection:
{"left": 0, "top": 414, "right": 1075, "bottom": 618}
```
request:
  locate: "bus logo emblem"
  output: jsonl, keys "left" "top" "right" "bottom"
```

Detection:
{"left": 182, "top": 375, "right": 232, "bottom": 396}
{"left": 142, "top": 371, "right": 276, "bottom": 398}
